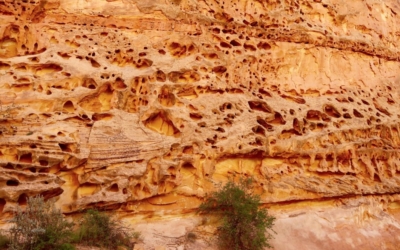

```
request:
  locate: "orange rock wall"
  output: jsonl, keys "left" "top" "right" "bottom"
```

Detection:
{"left": 1, "top": 0, "right": 400, "bottom": 224}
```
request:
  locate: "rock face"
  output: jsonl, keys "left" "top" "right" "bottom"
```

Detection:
{"left": 1, "top": 0, "right": 400, "bottom": 248}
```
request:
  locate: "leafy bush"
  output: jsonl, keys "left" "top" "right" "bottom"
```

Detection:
{"left": 73, "top": 209, "right": 138, "bottom": 249}
{"left": 3, "top": 196, "right": 141, "bottom": 250}
{"left": 199, "top": 178, "right": 275, "bottom": 250}
{"left": 8, "top": 195, "right": 74, "bottom": 250}
{"left": 58, "top": 243, "right": 76, "bottom": 250}
{"left": 0, "top": 231, "right": 10, "bottom": 249}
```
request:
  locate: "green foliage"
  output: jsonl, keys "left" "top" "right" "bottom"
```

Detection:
{"left": 8, "top": 195, "right": 74, "bottom": 250}
{"left": 59, "top": 243, "right": 76, "bottom": 250}
{"left": 0, "top": 231, "right": 10, "bottom": 249}
{"left": 3, "top": 197, "right": 140, "bottom": 250}
{"left": 72, "top": 209, "right": 137, "bottom": 249}
{"left": 199, "top": 178, "right": 275, "bottom": 250}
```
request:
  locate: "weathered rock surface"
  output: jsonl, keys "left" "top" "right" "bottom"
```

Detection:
{"left": 1, "top": 0, "right": 400, "bottom": 248}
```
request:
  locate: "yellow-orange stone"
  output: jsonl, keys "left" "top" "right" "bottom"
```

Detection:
{"left": 1, "top": 0, "right": 400, "bottom": 249}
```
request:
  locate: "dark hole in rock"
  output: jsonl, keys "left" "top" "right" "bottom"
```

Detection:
{"left": 18, "top": 193, "right": 28, "bottom": 206}
{"left": 6, "top": 179, "right": 19, "bottom": 186}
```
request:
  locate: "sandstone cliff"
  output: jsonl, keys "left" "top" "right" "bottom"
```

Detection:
{"left": 1, "top": 0, "right": 400, "bottom": 249}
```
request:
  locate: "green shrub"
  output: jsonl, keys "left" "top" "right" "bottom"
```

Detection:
{"left": 199, "top": 178, "right": 275, "bottom": 250}
{"left": 59, "top": 243, "right": 76, "bottom": 250}
{"left": 0, "top": 231, "right": 10, "bottom": 249}
{"left": 8, "top": 195, "right": 74, "bottom": 250}
{"left": 73, "top": 209, "right": 137, "bottom": 249}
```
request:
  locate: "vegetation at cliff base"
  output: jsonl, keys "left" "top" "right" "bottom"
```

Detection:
{"left": 0, "top": 196, "right": 139, "bottom": 250}
{"left": 72, "top": 208, "right": 138, "bottom": 249}
{"left": 7, "top": 195, "right": 74, "bottom": 250}
{"left": 0, "top": 232, "right": 10, "bottom": 250}
{"left": 199, "top": 178, "right": 276, "bottom": 250}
